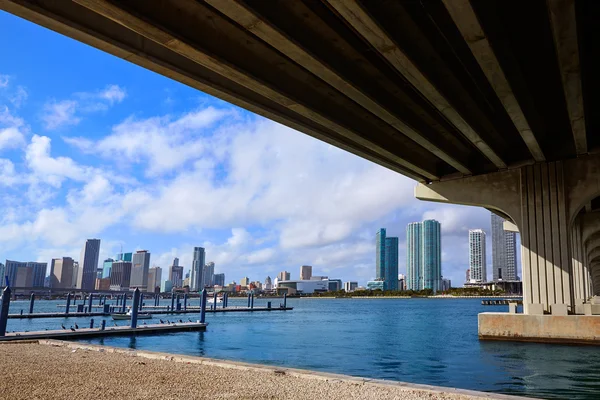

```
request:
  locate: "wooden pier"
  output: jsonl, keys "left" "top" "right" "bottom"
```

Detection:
{"left": 0, "top": 322, "right": 208, "bottom": 342}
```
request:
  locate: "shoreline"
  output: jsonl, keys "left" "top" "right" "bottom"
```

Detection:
{"left": 0, "top": 340, "right": 537, "bottom": 400}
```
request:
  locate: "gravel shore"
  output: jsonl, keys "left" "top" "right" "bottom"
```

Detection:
{"left": 0, "top": 341, "right": 529, "bottom": 400}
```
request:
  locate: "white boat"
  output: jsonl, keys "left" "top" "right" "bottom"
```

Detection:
{"left": 207, "top": 296, "right": 223, "bottom": 304}
{"left": 111, "top": 308, "right": 153, "bottom": 320}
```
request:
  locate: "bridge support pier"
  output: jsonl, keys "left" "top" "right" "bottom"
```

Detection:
{"left": 416, "top": 156, "right": 600, "bottom": 315}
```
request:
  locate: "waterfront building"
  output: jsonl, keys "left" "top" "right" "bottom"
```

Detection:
{"left": 130, "top": 250, "right": 151, "bottom": 291}
{"left": 398, "top": 274, "right": 406, "bottom": 291}
{"left": 147, "top": 266, "right": 162, "bottom": 293}
{"left": 109, "top": 261, "right": 132, "bottom": 291}
{"left": 96, "top": 277, "right": 110, "bottom": 290}
{"left": 491, "top": 213, "right": 517, "bottom": 281}
{"left": 190, "top": 247, "right": 205, "bottom": 291}
{"left": 214, "top": 273, "right": 225, "bottom": 287}
{"left": 72, "top": 262, "right": 79, "bottom": 288}
{"left": 328, "top": 279, "right": 342, "bottom": 291}
{"left": 300, "top": 265, "right": 312, "bottom": 280}
{"left": 469, "top": 229, "right": 487, "bottom": 282}
{"left": 441, "top": 278, "right": 452, "bottom": 291}
{"left": 162, "top": 279, "right": 173, "bottom": 293}
{"left": 169, "top": 264, "right": 184, "bottom": 288}
{"left": 344, "top": 281, "right": 358, "bottom": 292}
{"left": 102, "top": 258, "right": 113, "bottom": 279}
{"left": 78, "top": 239, "right": 101, "bottom": 290}
{"left": 277, "top": 271, "right": 290, "bottom": 281}
{"left": 465, "top": 268, "right": 470, "bottom": 283}
{"left": 50, "top": 257, "right": 75, "bottom": 288}
{"left": 310, "top": 275, "right": 328, "bottom": 280}
{"left": 366, "top": 280, "right": 384, "bottom": 291}
{"left": 376, "top": 228, "right": 386, "bottom": 281}
{"left": 264, "top": 276, "right": 272, "bottom": 290}
{"left": 406, "top": 220, "right": 442, "bottom": 292}
{"left": 116, "top": 252, "right": 132, "bottom": 262}
{"left": 278, "top": 279, "right": 328, "bottom": 294}
{"left": 4, "top": 260, "right": 47, "bottom": 287}
{"left": 240, "top": 277, "right": 250, "bottom": 286}
{"left": 203, "top": 262, "right": 215, "bottom": 288}
{"left": 385, "top": 237, "right": 399, "bottom": 290}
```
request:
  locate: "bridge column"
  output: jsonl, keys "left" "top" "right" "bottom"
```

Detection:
{"left": 416, "top": 157, "right": 600, "bottom": 314}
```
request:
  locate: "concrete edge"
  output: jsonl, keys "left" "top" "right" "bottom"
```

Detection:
{"left": 26, "top": 339, "right": 538, "bottom": 400}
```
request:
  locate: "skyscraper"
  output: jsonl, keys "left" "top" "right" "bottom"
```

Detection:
{"left": 51, "top": 257, "right": 75, "bottom": 289}
{"left": 469, "top": 229, "right": 487, "bottom": 282}
{"left": 277, "top": 271, "right": 290, "bottom": 281}
{"left": 406, "top": 223, "right": 422, "bottom": 291}
{"left": 203, "top": 262, "right": 215, "bottom": 288}
{"left": 109, "top": 261, "right": 132, "bottom": 291}
{"left": 116, "top": 252, "right": 132, "bottom": 262}
{"left": 4, "top": 260, "right": 47, "bottom": 287}
{"left": 147, "top": 266, "right": 162, "bottom": 293}
{"left": 214, "top": 273, "right": 225, "bottom": 287}
{"left": 264, "top": 276, "right": 272, "bottom": 290}
{"left": 375, "top": 229, "right": 386, "bottom": 280}
{"left": 491, "top": 213, "right": 517, "bottom": 281}
{"left": 78, "top": 239, "right": 101, "bottom": 290}
{"left": 406, "top": 220, "right": 442, "bottom": 292}
{"left": 384, "top": 237, "right": 399, "bottom": 291}
{"left": 102, "top": 258, "right": 114, "bottom": 279}
{"left": 169, "top": 263, "right": 184, "bottom": 288}
{"left": 300, "top": 265, "right": 312, "bottom": 280}
{"left": 240, "top": 277, "right": 250, "bottom": 286}
{"left": 130, "top": 250, "right": 151, "bottom": 291}
{"left": 190, "top": 247, "right": 205, "bottom": 291}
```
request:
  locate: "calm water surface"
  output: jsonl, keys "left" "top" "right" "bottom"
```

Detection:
{"left": 6, "top": 298, "right": 600, "bottom": 399}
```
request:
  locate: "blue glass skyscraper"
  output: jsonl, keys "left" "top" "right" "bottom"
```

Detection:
{"left": 376, "top": 229, "right": 386, "bottom": 281}
{"left": 385, "top": 237, "right": 399, "bottom": 291}
{"left": 406, "top": 220, "right": 442, "bottom": 292}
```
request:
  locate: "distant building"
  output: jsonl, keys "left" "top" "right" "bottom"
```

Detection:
{"left": 72, "top": 262, "right": 79, "bottom": 288}
{"left": 78, "top": 239, "right": 101, "bottom": 291}
{"left": 173, "top": 257, "right": 179, "bottom": 267}
{"left": 300, "top": 265, "right": 312, "bottom": 280}
{"left": 183, "top": 277, "right": 190, "bottom": 287}
{"left": 278, "top": 279, "right": 328, "bottom": 294}
{"left": 4, "top": 260, "right": 47, "bottom": 287}
{"left": 344, "top": 281, "right": 358, "bottom": 292}
{"left": 310, "top": 275, "right": 328, "bottom": 281}
{"left": 398, "top": 274, "right": 406, "bottom": 291}
{"left": 96, "top": 267, "right": 103, "bottom": 280}
{"left": 328, "top": 279, "right": 342, "bottom": 292}
{"left": 0, "top": 262, "right": 4, "bottom": 286}
{"left": 240, "top": 277, "right": 250, "bottom": 286}
{"left": 162, "top": 280, "right": 173, "bottom": 293}
{"left": 491, "top": 213, "right": 517, "bottom": 281}
{"left": 214, "top": 273, "right": 225, "bottom": 287}
{"left": 50, "top": 257, "right": 75, "bottom": 289}
{"left": 465, "top": 268, "right": 470, "bottom": 283}
{"left": 169, "top": 264, "right": 184, "bottom": 288}
{"left": 190, "top": 247, "right": 206, "bottom": 291}
{"left": 367, "top": 280, "right": 384, "bottom": 291}
{"left": 116, "top": 252, "right": 132, "bottom": 262}
{"left": 264, "top": 276, "right": 272, "bottom": 290}
{"left": 102, "top": 258, "right": 114, "bottom": 279}
{"left": 385, "top": 237, "right": 399, "bottom": 291}
{"left": 277, "top": 271, "right": 290, "bottom": 281}
{"left": 441, "top": 278, "right": 452, "bottom": 291}
{"left": 96, "top": 277, "right": 110, "bottom": 291}
{"left": 147, "top": 266, "right": 162, "bottom": 293}
{"left": 376, "top": 229, "right": 386, "bottom": 281}
{"left": 109, "top": 261, "right": 132, "bottom": 291}
{"left": 406, "top": 220, "right": 442, "bottom": 292}
{"left": 203, "top": 262, "right": 215, "bottom": 288}
{"left": 131, "top": 250, "right": 151, "bottom": 291}
{"left": 469, "top": 229, "right": 486, "bottom": 282}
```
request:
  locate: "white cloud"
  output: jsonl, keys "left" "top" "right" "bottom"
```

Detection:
{"left": 0, "top": 127, "right": 25, "bottom": 150}
{"left": 99, "top": 84, "right": 126, "bottom": 104}
{"left": 0, "top": 75, "right": 8, "bottom": 88}
{"left": 10, "top": 86, "right": 27, "bottom": 108}
{"left": 42, "top": 100, "right": 80, "bottom": 130}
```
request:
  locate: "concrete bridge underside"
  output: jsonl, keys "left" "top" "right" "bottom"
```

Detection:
{"left": 2, "top": 0, "right": 600, "bottom": 318}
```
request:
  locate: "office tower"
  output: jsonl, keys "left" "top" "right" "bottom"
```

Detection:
{"left": 72, "top": 262, "right": 79, "bottom": 288}
{"left": 376, "top": 228, "right": 386, "bottom": 281}
{"left": 102, "top": 258, "right": 114, "bottom": 279}
{"left": 264, "top": 276, "right": 272, "bottom": 290}
{"left": 328, "top": 279, "right": 342, "bottom": 291}
{"left": 406, "top": 220, "right": 442, "bottom": 292}
{"left": 465, "top": 268, "right": 471, "bottom": 283}
{"left": 173, "top": 257, "right": 179, "bottom": 266}
{"left": 162, "top": 280, "right": 173, "bottom": 293}
{"left": 344, "top": 281, "right": 358, "bottom": 292}
{"left": 385, "top": 237, "right": 399, "bottom": 290}
{"left": 78, "top": 239, "right": 101, "bottom": 290}
{"left": 469, "top": 229, "right": 487, "bottom": 282}
{"left": 0, "top": 263, "right": 4, "bottom": 287}
{"left": 29, "top": 262, "right": 47, "bottom": 287}
{"left": 117, "top": 252, "right": 132, "bottom": 262}
{"left": 96, "top": 267, "right": 103, "bottom": 280}
{"left": 169, "top": 263, "right": 184, "bottom": 288}
{"left": 300, "top": 265, "right": 312, "bottom": 280}
{"left": 277, "top": 271, "right": 290, "bottom": 281}
{"left": 214, "top": 273, "right": 225, "bottom": 287}
{"left": 190, "top": 247, "right": 205, "bottom": 291}
{"left": 4, "top": 260, "right": 47, "bottom": 287}
{"left": 147, "top": 266, "right": 162, "bottom": 293}
{"left": 203, "top": 262, "right": 215, "bottom": 288}
{"left": 51, "top": 257, "right": 75, "bottom": 289}
{"left": 406, "top": 223, "right": 422, "bottom": 291}
{"left": 130, "top": 250, "right": 151, "bottom": 291}
{"left": 240, "top": 277, "right": 250, "bottom": 286}
{"left": 491, "top": 213, "right": 518, "bottom": 281}
{"left": 109, "top": 261, "right": 132, "bottom": 291}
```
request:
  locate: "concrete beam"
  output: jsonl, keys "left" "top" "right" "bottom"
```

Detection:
{"left": 325, "top": 0, "right": 503, "bottom": 170}
{"left": 205, "top": 0, "right": 472, "bottom": 176}
{"left": 442, "top": 0, "right": 545, "bottom": 163}
{"left": 73, "top": 0, "right": 439, "bottom": 181}
{"left": 503, "top": 220, "right": 519, "bottom": 233}
{"left": 548, "top": 0, "right": 587, "bottom": 155}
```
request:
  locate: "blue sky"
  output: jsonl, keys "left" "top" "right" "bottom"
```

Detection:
{"left": 0, "top": 11, "right": 513, "bottom": 286}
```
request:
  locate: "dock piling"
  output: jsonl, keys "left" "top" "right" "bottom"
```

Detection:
{"left": 131, "top": 288, "right": 140, "bottom": 329}
{"left": 29, "top": 292, "right": 35, "bottom": 314}
{"left": 283, "top": 293, "right": 287, "bottom": 309}
{"left": 122, "top": 293, "right": 127, "bottom": 313}
{"left": 0, "top": 286, "right": 11, "bottom": 336}
{"left": 100, "top": 320, "right": 106, "bottom": 331}
{"left": 170, "top": 290, "right": 175, "bottom": 312}
{"left": 88, "top": 294, "right": 93, "bottom": 313}
{"left": 184, "top": 293, "right": 188, "bottom": 310}
{"left": 65, "top": 292, "right": 71, "bottom": 315}
{"left": 89, "top": 318, "right": 94, "bottom": 329}
{"left": 176, "top": 294, "right": 181, "bottom": 311}
{"left": 200, "top": 289, "right": 207, "bottom": 323}
{"left": 139, "top": 293, "right": 144, "bottom": 311}
{"left": 223, "top": 292, "right": 227, "bottom": 308}
{"left": 247, "top": 293, "right": 251, "bottom": 308}
{"left": 250, "top": 293, "right": 254, "bottom": 310}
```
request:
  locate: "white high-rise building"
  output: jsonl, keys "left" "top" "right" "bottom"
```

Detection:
{"left": 190, "top": 247, "right": 205, "bottom": 291}
{"left": 203, "top": 262, "right": 215, "bottom": 288}
{"left": 77, "top": 239, "right": 101, "bottom": 290}
{"left": 491, "top": 213, "right": 517, "bottom": 281}
{"left": 469, "top": 229, "right": 487, "bottom": 282}
{"left": 130, "top": 250, "right": 151, "bottom": 291}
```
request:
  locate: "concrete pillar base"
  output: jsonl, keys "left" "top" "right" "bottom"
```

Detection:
{"left": 479, "top": 312, "right": 600, "bottom": 344}
{"left": 525, "top": 303, "right": 545, "bottom": 315}
{"left": 551, "top": 304, "right": 569, "bottom": 315}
